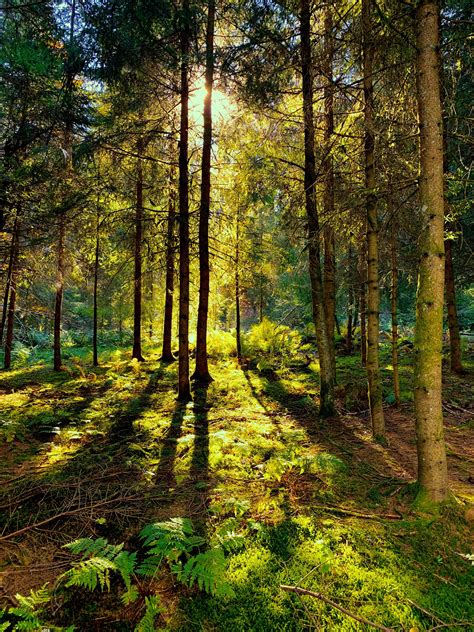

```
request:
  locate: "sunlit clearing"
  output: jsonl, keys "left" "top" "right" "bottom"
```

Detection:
{"left": 189, "top": 77, "right": 236, "bottom": 124}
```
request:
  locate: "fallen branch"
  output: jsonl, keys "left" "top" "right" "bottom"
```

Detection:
{"left": 0, "top": 493, "right": 141, "bottom": 542}
{"left": 280, "top": 585, "right": 394, "bottom": 631}
{"left": 312, "top": 504, "right": 401, "bottom": 520}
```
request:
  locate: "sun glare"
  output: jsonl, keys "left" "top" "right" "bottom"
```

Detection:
{"left": 189, "top": 78, "right": 236, "bottom": 124}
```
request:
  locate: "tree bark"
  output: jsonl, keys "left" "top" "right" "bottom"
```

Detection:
{"left": 390, "top": 222, "right": 400, "bottom": 406}
{"left": 177, "top": 0, "right": 191, "bottom": 401}
{"left": 359, "top": 246, "right": 367, "bottom": 367}
{"left": 132, "top": 138, "right": 145, "bottom": 361}
{"left": 92, "top": 211, "right": 100, "bottom": 367}
{"left": 193, "top": 0, "right": 215, "bottom": 384}
{"left": 4, "top": 220, "right": 19, "bottom": 370}
{"left": 53, "top": 0, "right": 76, "bottom": 372}
{"left": 362, "top": 0, "right": 385, "bottom": 439}
{"left": 300, "top": 0, "right": 334, "bottom": 417}
{"left": 235, "top": 208, "right": 242, "bottom": 363}
{"left": 323, "top": 5, "right": 336, "bottom": 381}
{"left": 0, "top": 216, "right": 18, "bottom": 344}
{"left": 444, "top": 238, "right": 463, "bottom": 373}
{"left": 162, "top": 160, "right": 176, "bottom": 362}
{"left": 53, "top": 212, "right": 65, "bottom": 371}
{"left": 414, "top": 0, "right": 448, "bottom": 504}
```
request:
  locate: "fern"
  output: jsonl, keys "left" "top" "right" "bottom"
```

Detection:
{"left": 138, "top": 518, "right": 205, "bottom": 571}
{"left": 1, "top": 585, "right": 53, "bottom": 631}
{"left": 62, "top": 556, "right": 117, "bottom": 591}
{"left": 172, "top": 548, "right": 234, "bottom": 597}
{"left": 214, "top": 519, "right": 245, "bottom": 553}
{"left": 62, "top": 537, "right": 136, "bottom": 594}
{"left": 134, "top": 596, "right": 162, "bottom": 632}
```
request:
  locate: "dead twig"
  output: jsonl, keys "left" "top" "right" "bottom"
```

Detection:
{"left": 280, "top": 585, "right": 394, "bottom": 631}
{"left": 312, "top": 504, "right": 401, "bottom": 520}
{"left": 0, "top": 493, "right": 141, "bottom": 542}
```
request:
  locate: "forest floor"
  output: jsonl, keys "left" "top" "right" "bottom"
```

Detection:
{"left": 0, "top": 343, "right": 473, "bottom": 631}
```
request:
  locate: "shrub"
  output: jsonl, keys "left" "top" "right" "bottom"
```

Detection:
{"left": 207, "top": 330, "right": 237, "bottom": 358}
{"left": 244, "top": 318, "right": 301, "bottom": 359}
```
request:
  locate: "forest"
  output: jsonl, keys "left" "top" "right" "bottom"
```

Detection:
{"left": 0, "top": 0, "right": 473, "bottom": 629}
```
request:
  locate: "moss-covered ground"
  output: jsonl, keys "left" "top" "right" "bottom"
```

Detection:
{"left": 0, "top": 343, "right": 473, "bottom": 630}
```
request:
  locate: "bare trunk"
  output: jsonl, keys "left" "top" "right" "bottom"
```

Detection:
{"left": 132, "top": 140, "right": 145, "bottom": 361}
{"left": 54, "top": 0, "right": 76, "bottom": 372}
{"left": 235, "top": 211, "right": 242, "bottom": 363}
{"left": 444, "top": 239, "right": 463, "bottom": 373}
{"left": 390, "top": 222, "right": 400, "bottom": 406}
{"left": 300, "top": 0, "right": 334, "bottom": 417}
{"left": 363, "top": 0, "right": 385, "bottom": 439}
{"left": 194, "top": 0, "right": 215, "bottom": 384}
{"left": 359, "top": 247, "right": 367, "bottom": 367}
{"left": 53, "top": 213, "right": 65, "bottom": 371}
{"left": 323, "top": 6, "right": 336, "bottom": 381}
{"left": 178, "top": 0, "right": 191, "bottom": 401}
{"left": 414, "top": 0, "right": 448, "bottom": 504}
{"left": 4, "top": 220, "right": 19, "bottom": 370}
{"left": 0, "top": 216, "right": 18, "bottom": 344}
{"left": 93, "top": 213, "right": 99, "bottom": 367}
{"left": 162, "top": 162, "right": 176, "bottom": 362}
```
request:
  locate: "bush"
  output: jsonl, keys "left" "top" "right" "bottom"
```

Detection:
{"left": 244, "top": 318, "right": 301, "bottom": 359}
{"left": 207, "top": 330, "right": 237, "bottom": 358}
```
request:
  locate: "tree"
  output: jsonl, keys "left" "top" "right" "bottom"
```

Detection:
{"left": 413, "top": 0, "right": 448, "bottom": 504}
{"left": 193, "top": 0, "right": 216, "bottom": 384}
{"left": 299, "top": 0, "right": 334, "bottom": 417}
{"left": 177, "top": 0, "right": 192, "bottom": 401}
{"left": 362, "top": 0, "right": 385, "bottom": 439}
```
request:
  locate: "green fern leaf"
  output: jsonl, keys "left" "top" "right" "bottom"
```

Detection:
{"left": 173, "top": 548, "right": 234, "bottom": 597}
{"left": 134, "top": 595, "right": 163, "bottom": 632}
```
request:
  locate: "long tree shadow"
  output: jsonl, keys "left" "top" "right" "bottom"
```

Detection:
{"left": 189, "top": 386, "right": 211, "bottom": 536}
{"left": 245, "top": 367, "right": 409, "bottom": 509}
{"left": 155, "top": 400, "right": 187, "bottom": 489}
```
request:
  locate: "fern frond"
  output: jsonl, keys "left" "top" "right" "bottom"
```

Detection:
{"left": 64, "top": 537, "right": 124, "bottom": 560}
{"left": 114, "top": 550, "right": 137, "bottom": 591}
{"left": 121, "top": 584, "right": 139, "bottom": 606}
{"left": 62, "top": 556, "right": 116, "bottom": 591}
{"left": 172, "top": 548, "right": 234, "bottom": 597}
{"left": 139, "top": 518, "right": 205, "bottom": 564}
{"left": 134, "top": 595, "right": 162, "bottom": 632}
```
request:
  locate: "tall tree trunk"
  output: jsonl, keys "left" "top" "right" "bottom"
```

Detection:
{"left": 194, "top": 0, "right": 215, "bottom": 384}
{"left": 346, "top": 245, "right": 354, "bottom": 354}
{"left": 235, "top": 210, "right": 242, "bottom": 363}
{"left": 177, "top": 0, "right": 191, "bottom": 401}
{"left": 4, "top": 220, "right": 19, "bottom": 370}
{"left": 414, "top": 0, "right": 448, "bottom": 504}
{"left": 54, "top": 0, "right": 76, "bottom": 372}
{"left": 53, "top": 212, "right": 66, "bottom": 371}
{"left": 362, "top": 0, "right": 385, "bottom": 439}
{"left": 444, "top": 238, "right": 463, "bottom": 373}
{"left": 359, "top": 246, "right": 367, "bottom": 367}
{"left": 390, "top": 222, "right": 400, "bottom": 406}
{"left": 148, "top": 268, "right": 154, "bottom": 339}
{"left": 162, "top": 161, "right": 176, "bottom": 362}
{"left": 300, "top": 0, "right": 334, "bottom": 417}
{"left": 323, "top": 5, "right": 336, "bottom": 381}
{"left": 92, "top": 211, "right": 100, "bottom": 367}
{"left": 0, "top": 216, "right": 18, "bottom": 344}
{"left": 132, "top": 139, "right": 145, "bottom": 361}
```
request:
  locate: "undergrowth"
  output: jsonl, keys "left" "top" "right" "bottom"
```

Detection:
{"left": 0, "top": 340, "right": 472, "bottom": 630}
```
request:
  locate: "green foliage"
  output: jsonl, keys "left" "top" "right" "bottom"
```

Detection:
{"left": 245, "top": 319, "right": 302, "bottom": 360}
{"left": 135, "top": 596, "right": 163, "bottom": 632}
{"left": 0, "top": 585, "right": 59, "bottom": 632}
{"left": 173, "top": 548, "right": 235, "bottom": 597}
{"left": 138, "top": 518, "right": 206, "bottom": 569}
{"left": 207, "top": 330, "right": 237, "bottom": 358}
{"left": 62, "top": 538, "right": 129, "bottom": 592}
